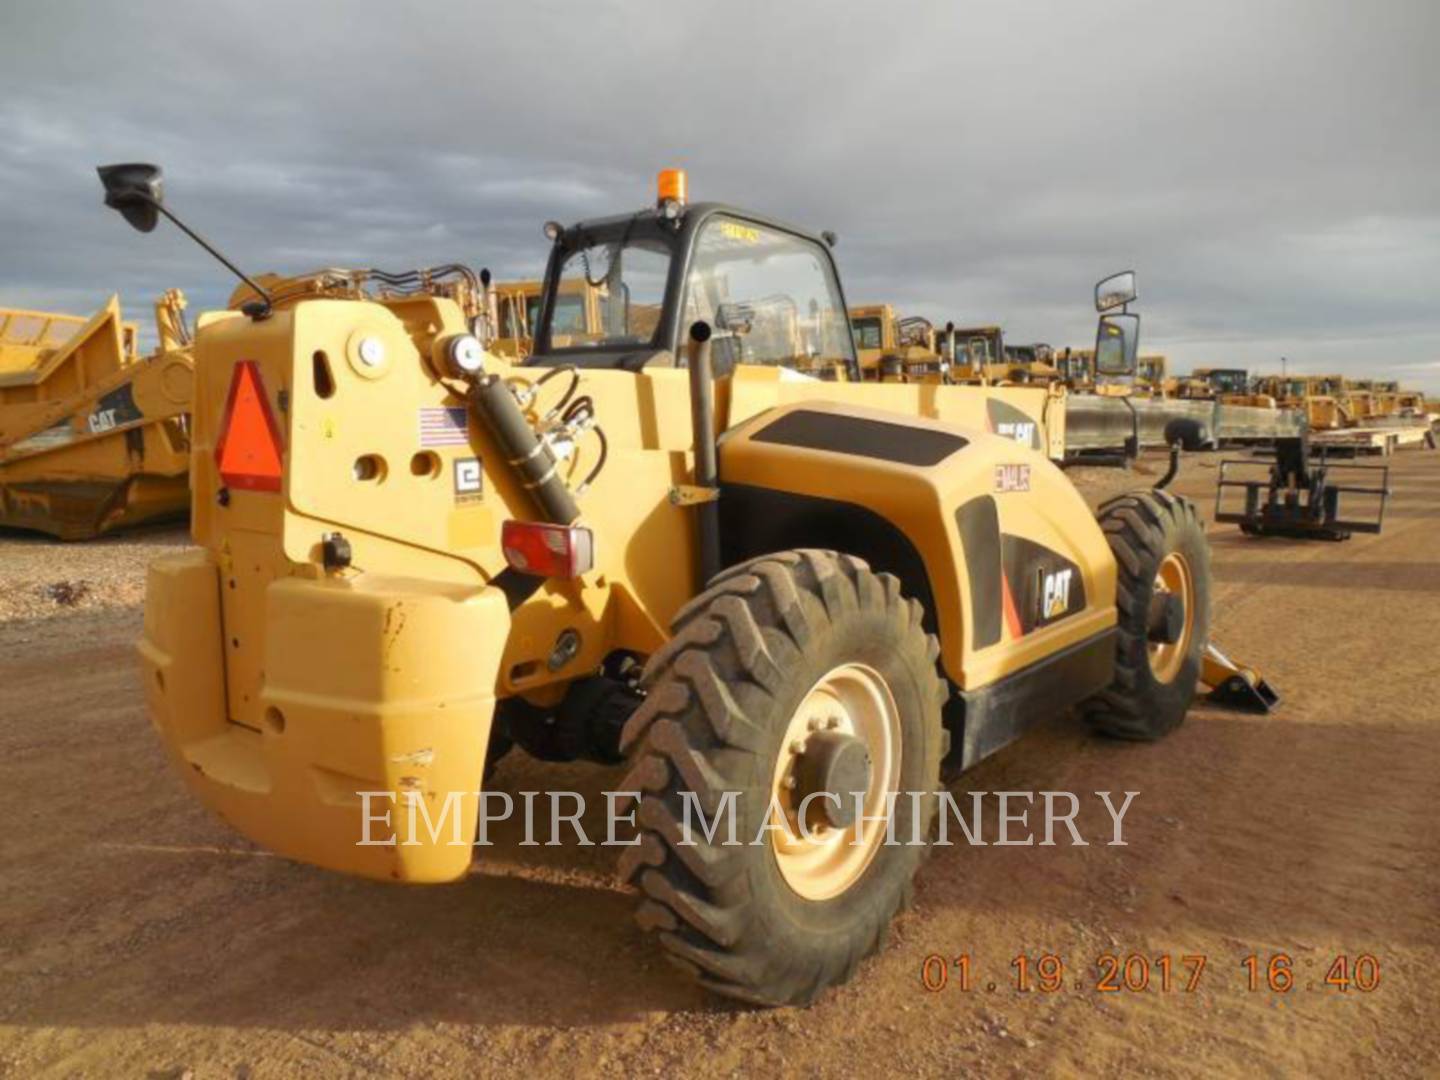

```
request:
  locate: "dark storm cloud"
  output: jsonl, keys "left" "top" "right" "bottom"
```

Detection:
{"left": 2, "top": 0, "right": 1437, "bottom": 387}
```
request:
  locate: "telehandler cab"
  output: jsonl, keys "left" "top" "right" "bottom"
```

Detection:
{"left": 103, "top": 163, "right": 1272, "bottom": 1006}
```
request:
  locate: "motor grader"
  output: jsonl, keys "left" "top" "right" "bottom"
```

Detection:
{"left": 0, "top": 289, "right": 194, "bottom": 538}
{"left": 103, "top": 163, "right": 1272, "bottom": 1007}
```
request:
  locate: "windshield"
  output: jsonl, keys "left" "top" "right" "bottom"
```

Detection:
{"left": 680, "top": 216, "right": 855, "bottom": 373}
{"left": 549, "top": 233, "right": 670, "bottom": 349}
{"left": 852, "top": 317, "right": 883, "bottom": 350}
{"left": 1211, "top": 371, "right": 1248, "bottom": 394}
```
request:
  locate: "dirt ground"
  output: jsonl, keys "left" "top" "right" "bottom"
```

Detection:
{"left": 1, "top": 448, "right": 1437, "bottom": 1078}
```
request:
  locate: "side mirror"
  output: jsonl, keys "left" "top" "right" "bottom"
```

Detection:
{"left": 97, "top": 161, "right": 274, "bottom": 317}
{"left": 715, "top": 302, "right": 754, "bottom": 335}
{"left": 97, "top": 163, "right": 165, "bottom": 233}
{"left": 1095, "top": 313, "right": 1140, "bottom": 377}
{"left": 1094, "top": 270, "right": 1137, "bottom": 313}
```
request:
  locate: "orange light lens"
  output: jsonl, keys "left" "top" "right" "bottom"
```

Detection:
{"left": 214, "top": 360, "right": 285, "bottom": 492}
{"left": 657, "top": 168, "right": 688, "bottom": 205}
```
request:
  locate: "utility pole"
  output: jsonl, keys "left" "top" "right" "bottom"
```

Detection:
{"left": 1281, "top": 356, "right": 1288, "bottom": 378}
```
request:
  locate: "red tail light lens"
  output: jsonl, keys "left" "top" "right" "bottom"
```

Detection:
{"left": 501, "top": 521, "right": 595, "bottom": 578}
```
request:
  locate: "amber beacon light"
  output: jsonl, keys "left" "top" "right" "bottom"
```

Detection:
{"left": 657, "top": 168, "right": 688, "bottom": 206}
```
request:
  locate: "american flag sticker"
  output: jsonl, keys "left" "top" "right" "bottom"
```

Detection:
{"left": 419, "top": 406, "right": 470, "bottom": 447}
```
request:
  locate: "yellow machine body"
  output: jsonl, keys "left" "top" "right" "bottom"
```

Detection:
{"left": 138, "top": 291, "right": 1109, "bottom": 883}
{"left": 0, "top": 293, "right": 193, "bottom": 538}
{"left": 846, "top": 305, "right": 1065, "bottom": 459}
{"left": 491, "top": 278, "right": 608, "bottom": 360}
{"left": 1253, "top": 375, "right": 1361, "bottom": 430}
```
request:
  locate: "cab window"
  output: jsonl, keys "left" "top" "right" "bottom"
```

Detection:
{"left": 852, "top": 317, "right": 883, "bottom": 350}
{"left": 551, "top": 235, "right": 670, "bottom": 347}
{"left": 680, "top": 217, "right": 855, "bottom": 374}
{"left": 535, "top": 293, "right": 588, "bottom": 335}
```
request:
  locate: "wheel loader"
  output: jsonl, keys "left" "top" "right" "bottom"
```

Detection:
{"left": 103, "top": 163, "right": 1273, "bottom": 1007}
{"left": 0, "top": 289, "right": 193, "bottom": 539}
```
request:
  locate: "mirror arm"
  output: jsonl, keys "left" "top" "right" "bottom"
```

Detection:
{"left": 144, "top": 197, "right": 274, "bottom": 316}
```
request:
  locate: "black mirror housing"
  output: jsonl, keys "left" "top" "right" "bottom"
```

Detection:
{"left": 97, "top": 163, "right": 165, "bottom": 233}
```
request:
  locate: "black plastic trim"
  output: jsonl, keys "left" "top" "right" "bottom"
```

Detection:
{"left": 718, "top": 483, "right": 938, "bottom": 634}
{"left": 955, "top": 495, "right": 1002, "bottom": 648}
{"left": 947, "top": 627, "right": 1116, "bottom": 773}
{"left": 751, "top": 410, "right": 967, "bottom": 466}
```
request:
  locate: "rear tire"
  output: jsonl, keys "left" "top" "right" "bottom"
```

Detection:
{"left": 618, "top": 550, "right": 945, "bottom": 1006}
{"left": 1085, "top": 491, "right": 1210, "bottom": 740}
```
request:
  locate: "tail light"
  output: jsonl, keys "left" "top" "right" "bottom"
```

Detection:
{"left": 501, "top": 520, "right": 595, "bottom": 579}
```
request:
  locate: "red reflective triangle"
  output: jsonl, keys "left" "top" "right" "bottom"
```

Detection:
{"left": 214, "top": 360, "right": 284, "bottom": 493}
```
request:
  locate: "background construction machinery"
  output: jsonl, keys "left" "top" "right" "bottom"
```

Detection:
{"left": 0, "top": 291, "right": 193, "bottom": 539}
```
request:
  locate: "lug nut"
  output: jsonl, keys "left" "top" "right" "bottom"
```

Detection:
{"left": 789, "top": 739, "right": 806, "bottom": 755}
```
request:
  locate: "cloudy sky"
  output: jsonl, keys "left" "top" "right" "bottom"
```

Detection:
{"left": 3, "top": 0, "right": 1437, "bottom": 389}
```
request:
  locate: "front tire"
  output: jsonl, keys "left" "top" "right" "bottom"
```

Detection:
{"left": 1085, "top": 491, "right": 1211, "bottom": 740}
{"left": 618, "top": 550, "right": 945, "bottom": 1006}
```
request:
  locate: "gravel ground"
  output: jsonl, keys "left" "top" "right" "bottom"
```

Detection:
{"left": 0, "top": 523, "right": 192, "bottom": 622}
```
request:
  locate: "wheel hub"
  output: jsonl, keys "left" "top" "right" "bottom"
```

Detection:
{"left": 1146, "top": 592, "right": 1185, "bottom": 644}
{"left": 1147, "top": 551, "right": 1195, "bottom": 683}
{"left": 793, "top": 731, "right": 872, "bottom": 828}
{"left": 769, "top": 662, "right": 901, "bottom": 901}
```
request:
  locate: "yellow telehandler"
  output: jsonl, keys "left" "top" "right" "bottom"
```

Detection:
{"left": 103, "top": 163, "right": 1273, "bottom": 1006}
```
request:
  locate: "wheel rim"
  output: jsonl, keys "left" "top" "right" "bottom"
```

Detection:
{"left": 769, "top": 663, "right": 901, "bottom": 901}
{"left": 1148, "top": 551, "right": 1195, "bottom": 683}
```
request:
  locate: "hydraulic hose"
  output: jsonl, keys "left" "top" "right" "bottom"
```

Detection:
{"left": 470, "top": 373, "right": 580, "bottom": 525}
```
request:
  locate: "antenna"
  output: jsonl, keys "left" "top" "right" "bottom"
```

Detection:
{"left": 97, "top": 163, "right": 274, "bottom": 318}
